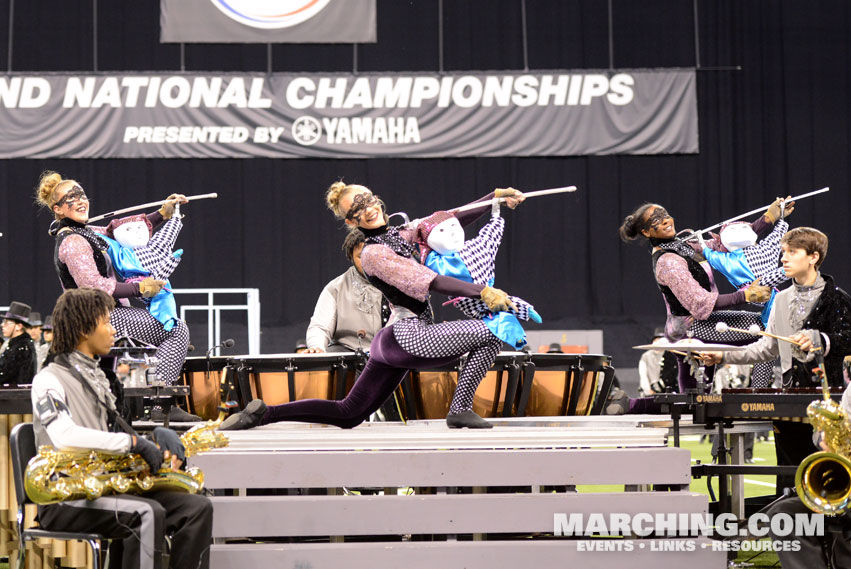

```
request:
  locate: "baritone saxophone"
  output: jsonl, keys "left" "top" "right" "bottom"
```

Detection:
{"left": 795, "top": 352, "right": 851, "bottom": 515}
{"left": 25, "top": 368, "right": 233, "bottom": 505}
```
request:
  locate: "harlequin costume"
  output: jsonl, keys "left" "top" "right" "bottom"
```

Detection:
{"left": 700, "top": 219, "right": 789, "bottom": 326}
{"left": 221, "top": 193, "right": 517, "bottom": 430}
{"left": 651, "top": 216, "right": 777, "bottom": 389}
{"left": 49, "top": 212, "right": 189, "bottom": 386}
{"left": 102, "top": 213, "right": 184, "bottom": 332}
{"left": 417, "top": 210, "right": 540, "bottom": 350}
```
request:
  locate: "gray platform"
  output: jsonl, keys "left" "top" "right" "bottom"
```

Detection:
{"left": 188, "top": 417, "right": 726, "bottom": 569}
{"left": 210, "top": 492, "right": 709, "bottom": 538}
{"left": 210, "top": 539, "right": 723, "bottom": 569}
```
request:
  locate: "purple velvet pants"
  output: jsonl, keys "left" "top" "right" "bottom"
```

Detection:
{"left": 263, "top": 326, "right": 463, "bottom": 428}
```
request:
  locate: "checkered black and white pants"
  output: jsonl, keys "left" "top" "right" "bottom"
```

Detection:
{"left": 393, "top": 317, "right": 502, "bottom": 413}
{"left": 687, "top": 310, "right": 776, "bottom": 389}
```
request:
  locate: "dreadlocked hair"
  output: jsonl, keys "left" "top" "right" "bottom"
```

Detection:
{"left": 51, "top": 288, "right": 115, "bottom": 355}
{"left": 342, "top": 227, "right": 366, "bottom": 262}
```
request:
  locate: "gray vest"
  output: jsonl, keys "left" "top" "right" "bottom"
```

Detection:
{"left": 33, "top": 362, "right": 112, "bottom": 450}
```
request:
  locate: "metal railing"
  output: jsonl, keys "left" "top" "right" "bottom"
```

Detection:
{"left": 173, "top": 288, "right": 261, "bottom": 355}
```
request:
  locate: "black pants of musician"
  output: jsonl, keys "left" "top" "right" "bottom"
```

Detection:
{"left": 38, "top": 491, "right": 212, "bottom": 569}
{"left": 774, "top": 420, "right": 818, "bottom": 496}
{"left": 767, "top": 495, "right": 851, "bottom": 569}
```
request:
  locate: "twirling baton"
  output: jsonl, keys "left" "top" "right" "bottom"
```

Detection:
{"left": 393, "top": 186, "right": 577, "bottom": 228}
{"left": 677, "top": 186, "right": 829, "bottom": 243}
{"left": 452, "top": 186, "right": 577, "bottom": 214}
{"left": 88, "top": 193, "right": 219, "bottom": 223}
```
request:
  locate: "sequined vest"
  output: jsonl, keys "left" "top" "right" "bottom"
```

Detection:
{"left": 651, "top": 248, "right": 712, "bottom": 317}
{"left": 361, "top": 226, "right": 431, "bottom": 319}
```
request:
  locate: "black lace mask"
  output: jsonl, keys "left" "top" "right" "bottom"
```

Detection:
{"left": 345, "top": 193, "right": 383, "bottom": 223}
{"left": 54, "top": 185, "right": 88, "bottom": 208}
{"left": 642, "top": 206, "right": 671, "bottom": 232}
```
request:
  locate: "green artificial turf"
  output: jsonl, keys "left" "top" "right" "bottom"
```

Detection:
{"left": 574, "top": 433, "right": 782, "bottom": 567}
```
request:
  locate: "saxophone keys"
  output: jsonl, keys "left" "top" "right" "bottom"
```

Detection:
{"left": 83, "top": 476, "right": 104, "bottom": 499}
{"left": 136, "top": 474, "right": 155, "bottom": 491}
{"left": 109, "top": 474, "right": 132, "bottom": 493}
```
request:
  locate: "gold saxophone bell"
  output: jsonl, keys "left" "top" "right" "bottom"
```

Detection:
{"left": 795, "top": 395, "right": 851, "bottom": 516}
{"left": 796, "top": 451, "right": 851, "bottom": 515}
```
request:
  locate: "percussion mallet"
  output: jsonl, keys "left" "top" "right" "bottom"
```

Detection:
{"left": 715, "top": 322, "right": 803, "bottom": 347}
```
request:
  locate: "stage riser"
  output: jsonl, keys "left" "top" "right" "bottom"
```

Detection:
{"left": 215, "top": 427, "right": 669, "bottom": 450}
{"left": 210, "top": 492, "right": 709, "bottom": 538}
{"left": 210, "top": 540, "right": 725, "bottom": 569}
{"left": 191, "top": 447, "right": 692, "bottom": 488}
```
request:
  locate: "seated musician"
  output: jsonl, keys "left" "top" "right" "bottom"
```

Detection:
{"left": 0, "top": 301, "right": 37, "bottom": 385}
{"left": 31, "top": 288, "right": 212, "bottom": 569}
{"left": 303, "top": 229, "right": 389, "bottom": 353}
{"left": 703, "top": 227, "right": 851, "bottom": 492}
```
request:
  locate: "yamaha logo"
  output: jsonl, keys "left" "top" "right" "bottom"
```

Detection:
{"left": 292, "top": 116, "right": 322, "bottom": 145}
{"left": 741, "top": 402, "right": 775, "bottom": 413}
{"left": 210, "top": 0, "right": 332, "bottom": 29}
{"left": 696, "top": 395, "right": 722, "bottom": 403}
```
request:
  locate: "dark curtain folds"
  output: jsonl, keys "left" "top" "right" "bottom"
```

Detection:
{"left": 0, "top": 0, "right": 848, "bottom": 366}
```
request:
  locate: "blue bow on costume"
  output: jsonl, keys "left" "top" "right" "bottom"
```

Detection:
{"left": 702, "top": 247, "right": 776, "bottom": 326}
{"left": 426, "top": 251, "right": 473, "bottom": 282}
{"left": 102, "top": 236, "right": 179, "bottom": 332}
{"left": 425, "top": 250, "right": 529, "bottom": 350}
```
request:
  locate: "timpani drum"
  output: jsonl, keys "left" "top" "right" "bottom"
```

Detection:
{"left": 523, "top": 354, "right": 611, "bottom": 417}
{"left": 183, "top": 356, "right": 229, "bottom": 420}
{"left": 402, "top": 368, "right": 516, "bottom": 419}
{"left": 183, "top": 353, "right": 366, "bottom": 420}
{"left": 399, "top": 352, "right": 614, "bottom": 420}
{"left": 184, "top": 351, "right": 614, "bottom": 421}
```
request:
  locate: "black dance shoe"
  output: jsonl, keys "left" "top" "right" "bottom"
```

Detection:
{"left": 168, "top": 407, "right": 202, "bottom": 422}
{"left": 150, "top": 407, "right": 202, "bottom": 423}
{"left": 604, "top": 388, "right": 629, "bottom": 415}
{"left": 219, "top": 399, "right": 268, "bottom": 431}
{"left": 446, "top": 410, "right": 493, "bottom": 429}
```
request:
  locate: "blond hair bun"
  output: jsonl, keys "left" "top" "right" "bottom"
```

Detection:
{"left": 35, "top": 171, "right": 65, "bottom": 208}
{"left": 325, "top": 181, "right": 348, "bottom": 215}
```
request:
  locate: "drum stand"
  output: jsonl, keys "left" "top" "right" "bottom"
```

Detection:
{"left": 110, "top": 335, "right": 183, "bottom": 424}
{"left": 683, "top": 351, "right": 711, "bottom": 395}
{"left": 112, "top": 335, "right": 161, "bottom": 387}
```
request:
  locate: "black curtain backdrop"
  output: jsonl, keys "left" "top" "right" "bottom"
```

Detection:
{"left": 0, "top": 0, "right": 849, "bottom": 366}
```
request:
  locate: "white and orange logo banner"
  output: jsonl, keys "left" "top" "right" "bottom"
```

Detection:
{"left": 160, "top": 0, "right": 376, "bottom": 43}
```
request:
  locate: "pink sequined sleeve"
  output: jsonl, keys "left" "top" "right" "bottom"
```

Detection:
{"left": 655, "top": 253, "right": 718, "bottom": 321}
{"left": 360, "top": 244, "right": 436, "bottom": 302}
{"left": 58, "top": 234, "right": 117, "bottom": 296}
